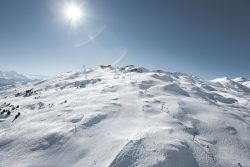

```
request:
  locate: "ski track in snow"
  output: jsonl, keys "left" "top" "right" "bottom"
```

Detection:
{"left": 0, "top": 66, "right": 249, "bottom": 167}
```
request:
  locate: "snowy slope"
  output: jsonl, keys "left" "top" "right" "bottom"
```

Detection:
{"left": 0, "top": 66, "right": 249, "bottom": 167}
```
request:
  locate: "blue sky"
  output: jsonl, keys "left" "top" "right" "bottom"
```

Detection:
{"left": 0, "top": 0, "right": 249, "bottom": 79}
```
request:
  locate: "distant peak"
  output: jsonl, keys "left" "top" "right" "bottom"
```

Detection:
{"left": 210, "top": 77, "right": 232, "bottom": 83}
{"left": 232, "top": 77, "right": 249, "bottom": 83}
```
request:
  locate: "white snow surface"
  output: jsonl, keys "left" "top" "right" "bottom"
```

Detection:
{"left": 0, "top": 66, "right": 249, "bottom": 167}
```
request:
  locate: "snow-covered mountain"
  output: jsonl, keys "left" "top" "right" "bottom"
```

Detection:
{"left": 233, "top": 77, "right": 250, "bottom": 88}
{"left": 0, "top": 66, "right": 249, "bottom": 167}
{"left": 211, "top": 77, "right": 250, "bottom": 93}
{"left": 0, "top": 70, "right": 45, "bottom": 87}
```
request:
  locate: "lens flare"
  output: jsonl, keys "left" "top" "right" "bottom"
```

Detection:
{"left": 63, "top": 2, "right": 83, "bottom": 25}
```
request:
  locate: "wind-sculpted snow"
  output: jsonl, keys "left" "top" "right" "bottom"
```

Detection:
{"left": 150, "top": 73, "right": 174, "bottom": 82}
{"left": 0, "top": 66, "right": 249, "bottom": 167}
{"left": 82, "top": 113, "right": 108, "bottom": 128}
{"left": 148, "top": 84, "right": 190, "bottom": 97}
{"left": 109, "top": 134, "right": 199, "bottom": 167}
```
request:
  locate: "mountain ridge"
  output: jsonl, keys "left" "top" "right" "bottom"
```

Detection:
{"left": 0, "top": 70, "right": 46, "bottom": 86}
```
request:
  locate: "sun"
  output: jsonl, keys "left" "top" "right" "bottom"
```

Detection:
{"left": 63, "top": 2, "right": 83, "bottom": 25}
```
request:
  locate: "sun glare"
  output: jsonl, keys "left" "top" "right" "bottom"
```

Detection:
{"left": 63, "top": 2, "right": 83, "bottom": 25}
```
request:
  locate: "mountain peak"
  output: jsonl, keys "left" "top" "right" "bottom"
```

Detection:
{"left": 233, "top": 77, "right": 249, "bottom": 83}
